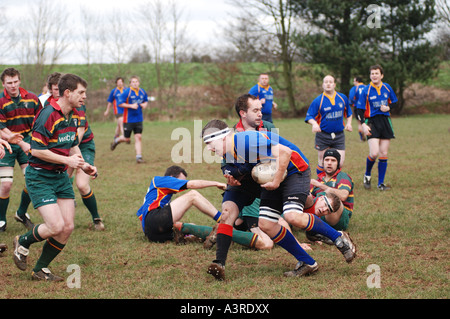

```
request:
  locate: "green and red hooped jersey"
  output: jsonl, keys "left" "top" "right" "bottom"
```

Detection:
{"left": 29, "top": 99, "right": 80, "bottom": 172}
{"left": 311, "top": 169, "right": 354, "bottom": 214}
{"left": 43, "top": 96, "right": 93, "bottom": 144}
{"left": 0, "top": 87, "right": 41, "bottom": 135}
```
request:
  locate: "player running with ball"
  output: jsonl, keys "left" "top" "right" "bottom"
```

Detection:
{"left": 201, "top": 119, "right": 356, "bottom": 280}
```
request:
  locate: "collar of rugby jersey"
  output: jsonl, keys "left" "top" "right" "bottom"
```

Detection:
{"left": 370, "top": 81, "right": 384, "bottom": 95}
{"left": 318, "top": 168, "right": 342, "bottom": 182}
{"left": 3, "top": 87, "right": 29, "bottom": 100}
{"left": 48, "top": 98, "right": 75, "bottom": 122}
{"left": 323, "top": 91, "right": 337, "bottom": 106}
{"left": 130, "top": 87, "right": 141, "bottom": 95}
{"left": 258, "top": 82, "right": 270, "bottom": 90}
{"left": 235, "top": 119, "right": 264, "bottom": 132}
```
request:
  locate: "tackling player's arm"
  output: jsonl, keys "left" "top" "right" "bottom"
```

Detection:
{"left": 186, "top": 180, "right": 226, "bottom": 190}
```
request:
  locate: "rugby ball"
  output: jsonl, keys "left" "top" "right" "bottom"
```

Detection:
{"left": 251, "top": 162, "right": 287, "bottom": 184}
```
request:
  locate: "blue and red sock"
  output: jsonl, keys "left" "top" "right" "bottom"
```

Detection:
{"left": 365, "top": 156, "right": 376, "bottom": 176}
{"left": 378, "top": 157, "right": 388, "bottom": 185}
{"left": 272, "top": 226, "right": 315, "bottom": 265}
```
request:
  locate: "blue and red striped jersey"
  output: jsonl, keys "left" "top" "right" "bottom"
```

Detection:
{"left": 137, "top": 176, "right": 188, "bottom": 230}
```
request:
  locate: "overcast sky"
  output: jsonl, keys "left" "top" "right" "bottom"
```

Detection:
{"left": 2, "top": 0, "right": 239, "bottom": 64}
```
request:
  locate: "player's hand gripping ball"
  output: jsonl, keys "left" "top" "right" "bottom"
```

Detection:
{"left": 251, "top": 162, "right": 287, "bottom": 184}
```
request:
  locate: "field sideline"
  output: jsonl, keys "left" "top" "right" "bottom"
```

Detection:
{"left": 0, "top": 114, "right": 448, "bottom": 300}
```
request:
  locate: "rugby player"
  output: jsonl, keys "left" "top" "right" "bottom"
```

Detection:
{"left": 309, "top": 148, "right": 354, "bottom": 231}
{"left": 136, "top": 165, "right": 226, "bottom": 243}
{"left": 202, "top": 119, "right": 356, "bottom": 280}
{"left": 0, "top": 68, "right": 41, "bottom": 232}
{"left": 13, "top": 74, "right": 97, "bottom": 281}
{"left": 104, "top": 77, "right": 126, "bottom": 142}
{"left": 356, "top": 65, "right": 398, "bottom": 191}
{"left": 305, "top": 75, "right": 352, "bottom": 175}
{"left": 111, "top": 76, "right": 148, "bottom": 164}
{"left": 348, "top": 77, "right": 366, "bottom": 141}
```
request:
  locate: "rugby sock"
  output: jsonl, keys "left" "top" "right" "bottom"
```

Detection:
{"left": 303, "top": 214, "right": 340, "bottom": 242}
{"left": 181, "top": 223, "right": 258, "bottom": 248}
{"left": 213, "top": 211, "right": 222, "bottom": 222}
{"left": 215, "top": 223, "right": 233, "bottom": 265}
{"left": 231, "top": 231, "right": 258, "bottom": 249}
{"left": 0, "top": 196, "right": 9, "bottom": 222}
{"left": 316, "top": 165, "right": 324, "bottom": 176}
{"left": 19, "top": 224, "right": 44, "bottom": 249}
{"left": 181, "top": 223, "right": 213, "bottom": 239}
{"left": 272, "top": 226, "right": 315, "bottom": 265}
{"left": 378, "top": 157, "right": 388, "bottom": 185}
{"left": 81, "top": 189, "right": 100, "bottom": 220}
{"left": 33, "top": 237, "right": 65, "bottom": 273}
{"left": 16, "top": 188, "right": 31, "bottom": 218}
{"left": 365, "top": 156, "right": 376, "bottom": 176}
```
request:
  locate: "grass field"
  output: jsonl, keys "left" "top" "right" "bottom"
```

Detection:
{"left": 0, "top": 114, "right": 448, "bottom": 300}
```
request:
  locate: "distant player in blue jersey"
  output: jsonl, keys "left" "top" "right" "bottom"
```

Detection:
{"left": 248, "top": 73, "right": 277, "bottom": 123}
{"left": 104, "top": 77, "right": 126, "bottom": 142}
{"left": 136, "top": 165, "right": 226, "bottom": 243}
{"left": 349, "top": 76, "right": 366, "bottom": 141}
{"left": 111, "top": 76, "right": 148, "bottom": 163}
{"left": 305, "top": 75, "right": 352, "bottom": 175}
{"left": 202, "top": 119, "right": 356, "bottom": 280}
{"left": 356, "top": 65, "right": 398, "bottom": 191}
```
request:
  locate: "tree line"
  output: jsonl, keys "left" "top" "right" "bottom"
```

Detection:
{"left": 0, "top": 0, "right": 448, "bottom": 116}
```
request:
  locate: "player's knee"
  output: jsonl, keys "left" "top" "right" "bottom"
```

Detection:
{"left": 63, "top": 220, "right": 75, "bottom": 236}
{"left": 186, "top": 190, "right": 200, "bottom": 200}
{"left": 0, "top": 180, "right": 13, "bottom": 194}
{"left": 77, "top": 183, "right": 90, "bottom": 195}
{"left": 285, "top": 212, "right": 308, "bottom": 229}
{"left": 256, "top": 237, "right": 273, "bottom": 250}
{"left": 47, "top": 219, "right": 65, "bottom": 237}
{"left": 258, "top": 218, "right": 274, "bottom": 233}
{"left": 220, "top": 208, "right": 236, "bottom": 224}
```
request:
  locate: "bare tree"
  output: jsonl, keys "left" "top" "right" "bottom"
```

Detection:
{"left": 166, "top": 0, "right": 190, "bottom": 116}
{"left": 139, "top": 0, "right": 167, "bottom": 108}
{"left": 100, "top": 8, "right": 133, "bottom": 67}
{"left": 436, "top": 0, "right": 450, "bottom": 23}
{"left": 227, "top": 0, "right": 301, "bottom": 113}
{"left": 435, "top": 0, "right": 450, "bottom": 59}
{"left": 8, "top": 0, "right": 70, "bottom": 91}
{"left": 79, "top": 5, "right": 98, "bottom": 66}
